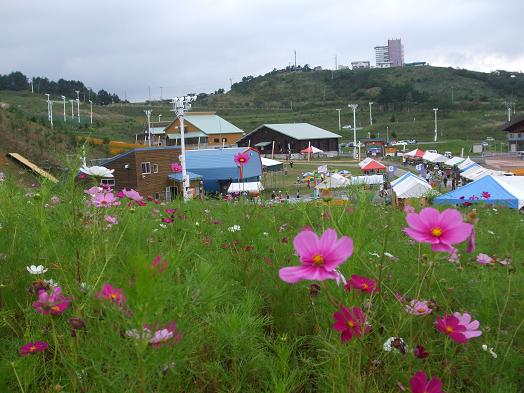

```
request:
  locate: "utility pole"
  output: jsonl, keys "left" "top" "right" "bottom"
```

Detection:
{"left": 433, "top": 108, "right": 439, "bottom": 142}
{"left": 369, "top": 102, "right": 373, "bottom": 125}
{"left": 61, "top": 96, "right": 66, "bottom": 122}
{"left": 76, "top": 90, "right": 80, "bottom": 123}
{"left": 144, "top": 109, "right": 152, "bottom": 147}
{"left": 148, "top": 86, "right": 151, "bottom": 101}
{"left": 158, "top": 114, "right": 162, "bottom": 123}
{"left": 349, "top": 104, "right": 358, "bottom": 159}
{"left": 70, "top": 99, "right": 74, "bottom": 119}
{"left": 294, "top": 50, "right": 297, "bottom": 70}
{"left": 229, "top": 78, "right": 233, "bottom": 90}
{"left": 335, "top": 55, "right": 337, "bottom": 71}
{"left": 45, "top": 94, "right": 51, "bottom": 122}
{"left": 451, "top": 86, "right": 454, "bottom": 104}
{"left": 30, "top": 78, "right": 34, "bottom": 93}
{"left": 336, "top": 108, "right": 342, "bottom": 131}
{"left": 159, "top": 86, "right": 164, "bottom": 100}
{"left": 89, "top": 100, "right": 93, "bottom": 124}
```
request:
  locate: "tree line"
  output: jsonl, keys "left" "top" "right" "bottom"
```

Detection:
{"left": 0, "top": 71, "right": 123, "bottom": 105}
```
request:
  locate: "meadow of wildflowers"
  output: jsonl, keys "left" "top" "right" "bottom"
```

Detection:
{"left": 0, "top": 172, "right": 523, "bottom": 392}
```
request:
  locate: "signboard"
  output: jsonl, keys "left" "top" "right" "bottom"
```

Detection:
{"left": 388, "top": 165, "right": 396, "bottom": 174}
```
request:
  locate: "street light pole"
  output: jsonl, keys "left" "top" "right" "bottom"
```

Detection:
{"left": 349, "top": 104, "right": 358, "bottom": 159}
{"left": 89, "top": 100, "right": 93, "bottom": 124}
{"left": 75, "top": 90, "right": 80, "bottom": 123}
{"left": 336, "top": 108, "right": 341, "bottom": 131}
{"left": 61, "top": 96, "right": 66, "bottom": 122}
{"left": 158, "top": 114, "right": 162, "bottom": 123}
{"left": 433, "top": 108, "right": 439, "bottom": 142}
{"left": 171, "top": 96, "right": 197, "bottom": 202}
{"left": 144, "top": 109, "right": 152, "bottom": 147}
{"left": 70, "top": 99, "right": 74, "bottom": 119}
{"left": 45, "top": 94, "right": 51, "bottom": 122}
{"left": 369, "top": 101, "right": 373, "bottom": 125}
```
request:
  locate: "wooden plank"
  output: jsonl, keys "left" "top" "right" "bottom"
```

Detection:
{"left": 7, "top": 153, "right": 59, "bottom": 183}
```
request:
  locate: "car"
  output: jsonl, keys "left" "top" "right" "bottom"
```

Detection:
{"left": 407, "top": 139, "right": 417, "bottom": 144}
{"left": 486, "top": 137, "right": 495, "bottom": 142}
{"left": 481, "top": 142, "right": 489, "bottom": 147}
{"left": 444, "top": 151, "right": 452, "bottom": 158}
{"left": 426, "top": 149, "right": 438, "bottom": 154}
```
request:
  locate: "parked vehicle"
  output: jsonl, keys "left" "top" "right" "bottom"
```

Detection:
{"left": 426, "top": 149, "right": 438, "bottom": 154}
{"left": 444, "top": 151, "right": 452, "bottom": 158}
{"left": 486, "top": 137, "right": 495, "bottom": 142}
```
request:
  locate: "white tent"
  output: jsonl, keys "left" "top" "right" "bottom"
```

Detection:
{"left": 315, "top": 173, "right": 349, "bottom": 189}
{"left": 423, "top": 152, "right": 448, "bottom": 163}
{"left": 348, "top": 174, "right": 384, "bottom": 185}
{"left": 391, "top": 172, "right": 433, "bottom": 199}
{"left": 261, "top": 157, "right": 282, "bottom": 167}
{"left": 457, "top": 158, "right": 475, "bottom": 171}
{"left": 444, "top": 156, "right": 466, "bottom": 167}
{"left": 227, "top": 181, "right": 264, "bottom": 193}
{"left": 461, "top": 166, "right": 506, "bottom": 181}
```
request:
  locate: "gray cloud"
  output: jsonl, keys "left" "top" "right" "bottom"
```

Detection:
{"left": 1, "top": 0, "right": 523, "bottom": 101}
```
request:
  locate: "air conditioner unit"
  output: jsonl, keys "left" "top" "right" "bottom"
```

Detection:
{"left": 124, "top": 164, "right": 129, "bottom": 169}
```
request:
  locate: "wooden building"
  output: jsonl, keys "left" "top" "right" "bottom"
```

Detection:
{"left": 164, "top": 112, "right": 244, "bottom": 148}
{"left": 501, "top": 115, "right": 524, "bottom": 152}
{"left": 236, "top": 123, "right": 341, "bottom": 154}
{"left": 101, "top": 146, "right": 202, "bottom": 200}
{"left": 361, "top": 138, "right": 386, "bottom": 157}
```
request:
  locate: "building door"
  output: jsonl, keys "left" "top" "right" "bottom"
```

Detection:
{"left": 510, "top": 143, "right": 517, "bottom": 152}
{"left": 170, "top": 186, "right": 178, "bottom": 199}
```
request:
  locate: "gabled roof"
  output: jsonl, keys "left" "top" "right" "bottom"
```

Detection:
{"left": 184, "top": 114, "right": 243, "bottom": 135}
{"left": 245, "top": 123, "right": 342, "bottom": 141}
{"left": 501, "top": 114, "right": 524, "bottom": 132}
{"left": 102, "top": 146, "right": 181, "bottom": 167}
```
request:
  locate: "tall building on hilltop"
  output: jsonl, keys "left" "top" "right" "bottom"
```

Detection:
{"left": 374, "top": 38, "right": 404, "bottom": 68}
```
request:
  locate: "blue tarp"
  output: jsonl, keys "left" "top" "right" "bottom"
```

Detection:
{"left": 434, "top": 175, "right": 519, "bottom": 208}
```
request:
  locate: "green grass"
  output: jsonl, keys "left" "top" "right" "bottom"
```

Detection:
{"left": 0, "top": 169, "right": 523, "bottom": 392}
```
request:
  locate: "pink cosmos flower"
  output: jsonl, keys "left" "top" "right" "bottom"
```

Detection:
{"left": 104, "top": 215, "right": 118, "bottom": 226}
{"left": 170, "top": 162, "right": 182, "bottom": 173}
{"left": 161, "top": 217, "right": 174, "bottom": 223}
{"left": 405, "top": 300, "right": 432, "bottom": 316}
{"left": 345, "top": 274, "right": 379, "bottom": 294}
{"left": 279, "top": 228, "right": 353, "bottom": 283}
{"left": 435, "top": 314, "right": 467, "bottom": 343}
{"left": 452, "top": 312, "right": 482, "bottom": 340}
{"left": 91, "top": 192, "right": 121, "bottom": 208}
{"left": 32, "top": 286, "right": 72, "bottom": 315}
{"left": 148, "top": 321, "right": 182, "bottom": 348}
{"left": 19, "top": 341, "right": 49, "bottom": 356}
{"left": 97, "top": 283, "right": 126, "bottom": 305}
{"left": 150, "top": 255, "right": 168, "bottom": 272}
{"left": 404, "top": 204, "right": 415, "bottom": 214}
{"left": 404, "top": 208, "right": 473, "bottom": 253}
{"left": 499, "top": 257, "right": 511, "bottom": 266}
{"left": 85, "top": 186, "right": 103, "bottom": 196}
{"left": 234, "top": 152, "right": 250, "bottom": 166}
{"left": 476, "top": 253, "right": 494, "bottom": 265}
{"left": 165, "top": 209, "right": 176, "bottom": 215}
{"left": 122, "top": 189, "right": 143, "bottom": 202}
{"left": 410, "top": 371, "right": 445, "bottom": 393}
{"left": 332, "top": 306, "right": 370, "bottom": 342}
{"left": 448, "top": 248, "right": 460, "bottom": 263}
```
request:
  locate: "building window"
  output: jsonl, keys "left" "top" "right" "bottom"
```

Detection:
{"left": 154, "top": 192, "right": 160, "bottom": 200}
{"left": 153, "top": 164, "right": 159, "bottom": 173}
{"left": 213, "top": 138, "right": 220, "bottom": 143}
{"left": 141, "top": 162, "right": 151, "bottom": 174}
{"left": 101, "top": 178, "right": 115, "bottom": 186}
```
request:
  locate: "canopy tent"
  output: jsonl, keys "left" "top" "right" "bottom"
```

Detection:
{"left": 461, "top": 166, "right": 507, "bottom": 182}
{"left": 444, "top": 156, "right": 466, "bottom": 167}
{"left": 227, "top": 181, "right": 264, "bottom": 193}
{"left": 404, "top": 149, "right": 425, "bottom": 158}
{"left": 457, "top": 158, "right": 475, "bottom": 171}
{"left": 315, "top": 174, "right": 349, "bottom": 189}
{"left": 391, "top": 172, "right": 433, "bottom": 199}
{"left": 361, "top": 159, "right": 386, "bottom": 172}
{"left": 358, "top": 157, "right": 373, "bottom": 168}
{"left": 261, "top": 157, "right": 283, "bottom": 172}
{"left": 348, "top": 174, "right": 384, "bottom": 185}
{"left": 434, "top": 175, "right": 524, "bottom": 209}
{"left": 338, "top": 170, "right": 351, "bottom": 175}
{"left": 300, "top": 146, "right": 323, "bottom": 154}
{"left": 422, "top": 152, "right": 448, "bottom": 163}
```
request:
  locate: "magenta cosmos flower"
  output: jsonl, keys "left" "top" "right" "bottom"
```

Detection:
{"left": 279, "top": 228, "right": 353, "bottom": 283}
{"left": 345, "top": 274, "right": 379, "bottom": 293}
{"left": 170, "top": 162, "right": 182, "bottom": 173}
{"left": 234, "top": 152, "right": 250, "bottom": 166}
{"left": 404, "top": 208, "right": 473, "bottom": 253}
{"left": 405, "top": 300, "right": 432, "bottom": 316}
{"left": 19, "top": 341, "right": 49, "bottom": 356}
{"left": 97, "top": 283, "right": 126, "bottom": 305}
{"left": 435, "top": 314, "right": 467, "bottom": 343}
{"left": 32, "top": 286, "right": 72, "bottom": 315}
{"left": 333, "top": 306, "right": 370, "bottom": 342}
{"left": 410, "top": 371, "right": 445, "bottom": 393}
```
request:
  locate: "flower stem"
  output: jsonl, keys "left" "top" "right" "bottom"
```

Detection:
{"left": 10, "top": 362, "right": 25, "bottom": 393}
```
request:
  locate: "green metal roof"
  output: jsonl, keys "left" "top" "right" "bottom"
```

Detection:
{"left": 167, "top": 131, "right": 207, "bottom": 139}
{"left": 252, "top": 123, "right": 342, "bottom": 140}
{"left": 184, "top": 114, "right": 243, "bottom": 135}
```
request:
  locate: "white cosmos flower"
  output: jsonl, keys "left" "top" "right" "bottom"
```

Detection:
{"left": 44, "top": 278, "right": 59, "bottom": 287}
{"left": 26, "top": 265, "right": 48, "bottom": 275}
{"left": 80, "top": 165, "right": 114, "bottom": 178}
{"left": 228, "top": 225, "right": 241, "bottom": 232}
{"left": 383, "top": 337, "right": 408, "bottom": 353}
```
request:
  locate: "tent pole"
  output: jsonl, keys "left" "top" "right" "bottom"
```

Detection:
{"left": 271, "top": 141, "right": 275, "bottom": 159}
{"left": 308, "top": 141, "right": 311, "bottom": 161}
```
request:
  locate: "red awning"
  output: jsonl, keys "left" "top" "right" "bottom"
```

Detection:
{"left": 361, "top": 159, "right": 386, "bottom": 171}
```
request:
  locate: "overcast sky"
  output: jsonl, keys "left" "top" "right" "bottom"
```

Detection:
{"left": 1, "top": 0, "right": 523, "bottom": 101}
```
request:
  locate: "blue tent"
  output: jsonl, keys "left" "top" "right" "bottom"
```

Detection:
{"left": 434, "top": 175, "right": 522, "bottom": 208}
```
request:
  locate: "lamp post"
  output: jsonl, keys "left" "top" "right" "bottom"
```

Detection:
{"left": 158, "top": 114, "right": 162, "bottom": 123}
{"left": 89, "top": 100, "right": 93, "bottom": 124}
{"left": 335, "top": 108, "right": 341, "bottom": 131}
{"left": 75, "top": 91, "right": 80, "bottom": 123}
{"left": 171, "top": 95, "right": 197, "bottom": 202}
{"left": 144, "top": 109, "right": 152, "bottom": 147}
{"left": 45, "top": 94, "right": 51, "bottom": 122}
{"left": 349, "top": 104, "right": 358, "bottom": 158}
{"left": 61, "top": 96, "right": 66, "bottom": 122}
{"left": 369, "top": 101, "right": 373, "bottom": 125}
{"left": 433, "top": 108, "right": 439, "bottom": 142}
{"left": 69, "top": 99, "right": 74, "bottom": 119}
